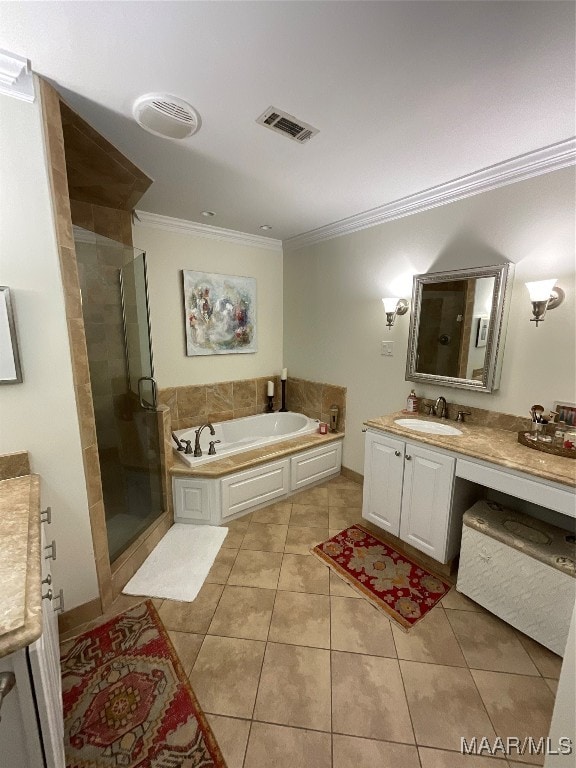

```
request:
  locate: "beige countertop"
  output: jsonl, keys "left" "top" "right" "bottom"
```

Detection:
{"left": 0, "top": 475, "right": 42, "bottom": 658}
{"left": 365, "top": 412, "right": 576, "bottom": 489}
{"left": 171, "top": 431, "right": 344, "bottom": 478}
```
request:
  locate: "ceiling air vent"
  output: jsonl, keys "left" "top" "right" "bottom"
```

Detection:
{"left": 256, "top": 106, "right": 319, "bottom": 144}
{"left": 132, "top": 93, "right": 201, "bottom": 140}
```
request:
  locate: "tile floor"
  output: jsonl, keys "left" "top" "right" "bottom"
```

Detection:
{"left": 62, "top": 475, "right": 562, "bottom": 768}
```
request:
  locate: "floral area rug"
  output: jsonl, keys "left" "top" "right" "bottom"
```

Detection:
{"left": 61, "top": 600, "right": 226, "bottom": 768}
{"left": 312, "top": 524, "right": 451, "bottom": 631}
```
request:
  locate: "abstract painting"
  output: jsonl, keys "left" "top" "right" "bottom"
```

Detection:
{"left": 182, "top": 270, "right": 257, "bottom": 355}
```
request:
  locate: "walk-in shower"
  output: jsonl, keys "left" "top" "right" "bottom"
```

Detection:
{"left": 74, "top": 227, "right": 163, "bottom": 562}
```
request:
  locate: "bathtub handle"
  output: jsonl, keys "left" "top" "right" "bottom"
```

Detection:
{"left": 208, "top": 440, "right": 221, "bottom": 456}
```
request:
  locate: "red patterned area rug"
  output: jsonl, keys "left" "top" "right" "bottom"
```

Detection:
{"left": 312, "top": 524, "right": 451, "bottom": 631}
{"left": 61, "top": 600, "right": 226, "bottom": 768}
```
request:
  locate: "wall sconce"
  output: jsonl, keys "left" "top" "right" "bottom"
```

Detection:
{"left": 382, "top": 297, "right": 409, "bottom": 329}
{"left": 525, "top": 279, "right": 565, "bottom": 327}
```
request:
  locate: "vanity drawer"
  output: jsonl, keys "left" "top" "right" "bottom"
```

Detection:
{"left": 456, "top": 459, "right": 575, "bottom": 517}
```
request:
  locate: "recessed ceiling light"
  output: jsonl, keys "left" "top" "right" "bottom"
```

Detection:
{"left": 259, "top": 225, "right": 273, "bottom": 231}
{"left": 201, "top": 211, "right": 216, "bottom": 217}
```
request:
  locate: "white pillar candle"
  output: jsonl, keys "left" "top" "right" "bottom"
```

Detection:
{"left": 281, "top": 368, "right": 288, "bottom": 380}
{"left": 267, "top": 380, "right": 274, "bottom": 396}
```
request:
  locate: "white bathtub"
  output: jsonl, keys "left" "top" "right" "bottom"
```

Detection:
{"left": 174, "top": 411, "right": 319, "bottom": 466}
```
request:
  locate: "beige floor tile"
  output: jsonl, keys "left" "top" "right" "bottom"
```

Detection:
{"left": 166, "top": 630, "right": 204, "bottom": 675}
{"left": 208, "top": 585, "right": 275, "bottom": 641}
{"left": 250, "top": 501, "right": 292, "bottom": 525}
{"left": 333, "top": 734, "right": 420, "bottom": 768}
{"left": 446, "top": 611, "right": 539, "bottom": 675}
{"left": 328, "top": 506, "right": 363, "bottom": 529}
{"left": 277, "top": 553, "right": 330, "bottom": 594}
{"left": 253, "top": 642, "right": 332, "bottom": 731}
{"left": 290, "top": 486, "right": 329, "bottom": 506}
{"left": 241, "top": 522, "right": 288, "bottom": 552}
{"left": 190, "top": 635, "right": 265, "bottom": 718}
{"left": 329, "top": 569, "right": 362, "bottom": 598}
{"left": 471, "top": 670, "right": 556, "bottom": 766}
{"left": 227, "top": 549, "right": 283, "bottom": 589}
{"left": 205, "top": 714, "right": 251, "bottom": 768}
{"left": 244, "top": 722, "right": 332, "bottom": 768}
{"left": 441, "top": 588, "right": 486, "bottom": 612}
{"left": 284, "top": 525, "right": 329, "bottom": 555}
{"left": 221, "top": 519, "right": 249, "bottom": 548}
{"left": 400, "top": 660, "right": 497, "bottom": 751}
{"left": 328, "top": 485, "right": 363, "bottom": 507}
{"left": 514, "top": 632, "right": 563, "bottom": 679}
{"left": 392, "top": 606, "right": 467, "bottom": 667}
{"left": 332, "top": 651, "right": 414, "bottom": 743}
{"left": 289, "top": 503, "right": 329, "bottom": 527}
{"left": 205, "top": 547, "right": 238, "bottom": 584}
{"left": 158, "top": 583, "right": 224, "bottom": 633}
{"left": 268, "top": 591, "right": 331, "bottom": 648}
{"left": 419, "top": 747, "right": 508, "bottom": 767}
{"left": 330, "top": 595, "right": 396, "bottom": 657}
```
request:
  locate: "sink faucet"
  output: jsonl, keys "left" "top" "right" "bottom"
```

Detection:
{"left": 433, "top": 396, "right": 448, "bottom": 419}
{"left": 194, "top": 423, "right": 216, "bottom": 457}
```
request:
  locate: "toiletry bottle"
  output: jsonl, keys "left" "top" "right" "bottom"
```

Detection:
{"left": 554, "top": 421, "right": 567, "bottom": 447}
{"left": 407, "top": 390, "right": 418, "bottom": 413}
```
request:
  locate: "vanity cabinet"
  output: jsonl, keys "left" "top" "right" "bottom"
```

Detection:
{"left": 362, "top": 429, "right": 457, "bottom": 563}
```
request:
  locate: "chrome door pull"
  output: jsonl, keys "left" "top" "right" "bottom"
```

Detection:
{"left": 53, "top": 588, "right": 65, "bottom": 614}
{"left": 0, "top": 672, "right": 16, "bottom": 722}
{"left": 137, "top": 376, "right": 158, "bottom": 411}
{"left": 41, "top": 506, "right": 51, "bottom": 524}
{"left": 45, "top": 540, "right": 56, "bottom": 561}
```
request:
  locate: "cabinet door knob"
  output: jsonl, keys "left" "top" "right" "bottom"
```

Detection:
{"left": 42, "top": 588, "right": 53, "bottom": 601}
{"left": 0, "top": 672, "right": 16, "bottom": 722}
{"left": 394, "top": 450, "right": 401, "bottom": 457}
{"left": 42, "top": 574, "right": 52, "bottom": 586}
{"left": 405, "top": 454, "right": 412, "bottom": 460}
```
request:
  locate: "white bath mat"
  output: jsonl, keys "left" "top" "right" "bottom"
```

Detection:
{"left": 122, "top": 523, "right": 228, "bottom": 602}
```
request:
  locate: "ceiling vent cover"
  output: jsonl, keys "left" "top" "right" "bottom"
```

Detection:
{"left": 256, "top": 106, "right": 319, "bottom": 143}
{"left": 132, "top": 93, "right": 201, "bottom": 140}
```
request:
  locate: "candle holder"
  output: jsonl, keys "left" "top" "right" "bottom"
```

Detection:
{"left": 267, "top": 395, "right": 275, "bottom": 413}
{"left": 279, "top": 379, "right": 288, "bottom": 412}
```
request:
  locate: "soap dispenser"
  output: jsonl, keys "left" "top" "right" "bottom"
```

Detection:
{"left": 407, "top": 389, "right": 418, "bottom": 413}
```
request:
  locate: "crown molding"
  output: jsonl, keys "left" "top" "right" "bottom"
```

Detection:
{"left": 284, "top": 137, "right": 576, "bottom": 251}
{"left": 0, "top": 50, "right": 35, "bottom": 102}
{"left": 134, "top": 210, "right": 283, "bottom": 252}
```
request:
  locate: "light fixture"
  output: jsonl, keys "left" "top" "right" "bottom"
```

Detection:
{"left": 259, "top": 225, "right": 273, "bottom": 231}
{"left": 525, "top": 279, "right": 565, "bottom": 327}
{"left": 382, "top": 297, "right": 409, "bottom": 329}
{"left": 201, "top": 211, "right": 216, "bottom": 218}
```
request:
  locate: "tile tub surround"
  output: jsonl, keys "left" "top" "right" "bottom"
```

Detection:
{"left": 365, "top": 412, "right": 576, "bottom": 487}
{"left": 61, "top": 475, "right": 562, "bottom": 768}
{"left": 0, "top": 451, "right": 30, "bottom": 481}
{"left": 0, "top": 474, "right": 42, "bottom": 657}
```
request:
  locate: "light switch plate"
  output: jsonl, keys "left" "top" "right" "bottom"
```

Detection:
{"left": 381, "top": 341, "right": 394, "bottom": 356}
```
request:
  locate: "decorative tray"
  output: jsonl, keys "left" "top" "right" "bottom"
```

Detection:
{"left": 517, "top": 431, "right": 576, "bottom": 459}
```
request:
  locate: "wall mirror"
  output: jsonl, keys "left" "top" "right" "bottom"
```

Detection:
{"left": 406, "top": 263, "right": 514, "bottom": 392}
{"left": 0, "top": 286, "right": 23, "bottom": 384}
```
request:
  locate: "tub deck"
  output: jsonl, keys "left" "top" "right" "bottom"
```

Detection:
{"left": 170, "top": 430, "right": 344, "bottom": 478}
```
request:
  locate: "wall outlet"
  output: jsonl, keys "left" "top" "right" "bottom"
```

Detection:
{"left": 381, "top": 341, "right": 394, "bottom": 356}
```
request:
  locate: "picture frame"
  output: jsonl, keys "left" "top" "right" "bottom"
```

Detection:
{"left": 475, "top": 314, "right": 489, "bottom": 348}
{"left": 182, "top": 270, "right": 257, "bottom": 356}
{"left": 0, "top": 286, "right": 23, "bottom": 384}
{"left": 554, "top": 402, "right": 576, "bottom": 427}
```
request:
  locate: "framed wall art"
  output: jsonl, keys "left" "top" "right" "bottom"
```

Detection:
{"left": 182, "top": 270, "right": 257, "bottom": 356}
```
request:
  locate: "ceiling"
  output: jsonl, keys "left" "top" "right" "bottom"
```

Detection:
{"left": 1, "top": 1, "right": 574, "bottom": 242}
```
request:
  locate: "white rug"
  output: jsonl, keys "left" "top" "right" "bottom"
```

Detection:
{"left": 122, "top": 523, "right": 228, "bottom": 602}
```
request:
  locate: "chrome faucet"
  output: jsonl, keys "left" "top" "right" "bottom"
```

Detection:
{"left": 194, "top": 423, "right": 216, "bottom": 457}
{"left": 433, "top": 396, "right": 448, "bottom": 419}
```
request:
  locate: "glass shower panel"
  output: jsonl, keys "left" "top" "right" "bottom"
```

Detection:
{"left": 74, "top": 227, "right": 163, "bottom": 563}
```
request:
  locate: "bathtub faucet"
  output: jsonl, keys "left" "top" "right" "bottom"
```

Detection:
{"left": 194, "top": 423, "right": 216, "bottom": 457}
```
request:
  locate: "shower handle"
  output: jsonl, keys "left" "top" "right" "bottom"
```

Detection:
{"left": 138, "top": 376, "right": 157, "bottom": 411}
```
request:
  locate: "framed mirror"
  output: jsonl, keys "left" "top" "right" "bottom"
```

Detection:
{"left": 0, "top": 286, "right": 23, "bottom": 384}
{"left": 406, "top": 263, "right": 514, "bottom": 392}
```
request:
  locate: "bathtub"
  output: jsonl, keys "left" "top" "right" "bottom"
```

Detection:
{"left": 174, "top": 411, "right": 319, "bottom": 466}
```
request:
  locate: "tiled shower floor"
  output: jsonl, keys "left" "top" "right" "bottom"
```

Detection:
{"left": 62, "top": 475, "right": 561, "bottom": 768}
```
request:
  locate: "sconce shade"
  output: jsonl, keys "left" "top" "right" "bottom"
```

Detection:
{"left": 525, "top": 279, "right": 557, "bottom": 302}
{"left": 382, "top": 297, "right": 400, "bottom": 313}
{"left": 525, "top": 279, "right": 564, "bottom": 327}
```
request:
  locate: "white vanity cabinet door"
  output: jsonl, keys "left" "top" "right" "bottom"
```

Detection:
{"left": 399, "top": 442, "right": 455, "bottom": 561}
{"left": 362, "top": 431, "right": 404, "bottom": 535}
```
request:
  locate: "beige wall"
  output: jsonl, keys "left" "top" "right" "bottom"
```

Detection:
{"left": 284, "top": 167, "right": 576, "bottom": 474}
{"left": 132, "top": 223, "right": 284, "bottom": 388}
{"left": 0, "top": 82, "right": 99, "bottom": 607}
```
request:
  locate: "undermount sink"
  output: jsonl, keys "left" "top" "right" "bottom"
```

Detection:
{"left": 394, "top": 418, "right": 463, "bottom": 436}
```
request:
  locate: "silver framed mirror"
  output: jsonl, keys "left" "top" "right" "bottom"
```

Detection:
{"left": 406, "top": 263, "right": 514, "bottom": 392}
{"left": 0, "top": 286, "right": 23, "bottom": 384}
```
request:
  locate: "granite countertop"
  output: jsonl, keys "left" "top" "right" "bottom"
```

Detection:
{"left": 365, "top": 412, "right": 576, "bottom": 489}
{"left": 0, "top": 475, "right": 42, "bottom": 658}
{"left": 171, "top": 431, "right": 344, "bottom": 478}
